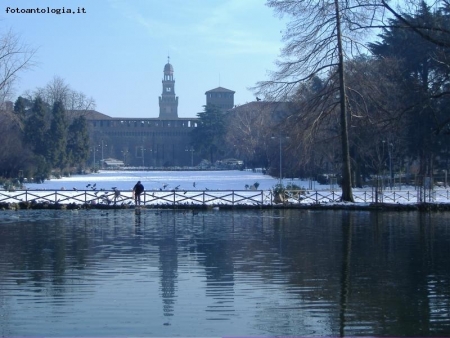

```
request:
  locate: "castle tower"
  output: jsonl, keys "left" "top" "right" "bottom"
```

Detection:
{"left": 159, "top": 57, "right": 179, "bottom": 119}
{"left": 205, "top": 87, "right": 235, "bottom": 110}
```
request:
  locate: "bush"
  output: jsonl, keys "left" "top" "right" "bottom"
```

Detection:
{"left": 317, "top": 174, "right": 329, "bottom": 185}
{"left": 272, "top": 183, "right": 285, "bottom": 194}
{"left": 286, "top": 182, "right": 301, "bottom": 190}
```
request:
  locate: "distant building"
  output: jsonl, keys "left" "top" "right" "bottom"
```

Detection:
{"left": 102, "top": 158, "right": 125, "bottom": 168}
{"left": 159, "top": 58, "right": 179, "bottom": 119}
{"left": 86, "top": 59, "right": 198, "bottom": 168}
{"left": 85, "top": 59, "right": 239, "bottom": 168}
{"left": 229, "top": 101, "right": 293, "bottom": 122}
{"left": 205, "top": 87, "right": 235, "bottom": 110}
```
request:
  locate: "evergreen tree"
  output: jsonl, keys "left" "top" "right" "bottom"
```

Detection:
{"left": 191, "top": 105, "right": 226, "bottom": 163}
{"left": 24, "top": 97, "right": 49, "bottom": 157}
{"left": 47, "top": 100, "right": 68, "bottom": 169}
{"left": 369, "top": 3, "right": 444, "bottom": 93}
{"left": 13, "top": 96, "right": 27, "bottom": 120}
{"left": 23, "top": 97, "right": 51, "bottom": 181}
{"left": 369, "top": 3, "right": 450, "bottom": 174}
{"left": 66, "top": 115, "right": 90, "bottom": 168}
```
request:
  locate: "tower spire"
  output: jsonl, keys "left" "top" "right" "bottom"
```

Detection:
{"left": 159, "top": 58, "right": 178, "bottom": 119}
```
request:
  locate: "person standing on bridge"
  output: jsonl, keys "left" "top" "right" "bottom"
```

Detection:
{"left": 133, "top": 181, "right": 144, "bottom": 205}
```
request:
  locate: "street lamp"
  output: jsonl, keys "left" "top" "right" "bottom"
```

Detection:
{"left": 148, "top": 148, "right": 157, "bottom": 168}
{"left": 271, "top": 134, "right": 289, "bottom": 185}
{"left": 186, "top": 147, "right": 194, "bottom": 167}
{"left": 141, "top": 146, "right": 145, "bottom": 168}
{"left": 121, "top": 150, "right": 128, "bottom": 166}
{"left": 91, "top": 146, "right": 99, "bottom": 169}
{"left": 383, "top": 140, "right": 393, "bottom": 189}
{"left": 101, "top": 140, "right": 107, "bottom": 168}
{"left": 388, "top": 142, "right": 393, "bottom": 189}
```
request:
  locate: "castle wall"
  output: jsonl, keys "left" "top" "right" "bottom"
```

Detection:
{"left": 85, "top": 61, "right": 234, "bottom": 169}
{"left": 88, "top": 118, "right": 199, "bottom": 167}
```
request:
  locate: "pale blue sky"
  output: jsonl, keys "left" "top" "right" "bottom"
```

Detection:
{"left": 2, "top": 0, "right": 286, "bottom": 118}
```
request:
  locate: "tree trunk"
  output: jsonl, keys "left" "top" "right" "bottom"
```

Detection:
{"left": 334, "top": 0, "right": 354, "bottom": 202}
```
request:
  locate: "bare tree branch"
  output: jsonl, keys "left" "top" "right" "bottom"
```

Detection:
{"left": 0, "top": 28, "right": 36, "bottom": 103}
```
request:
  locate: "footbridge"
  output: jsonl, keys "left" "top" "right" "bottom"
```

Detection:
{"left": 1, "top": 188, "right": 447, "bottom": 208}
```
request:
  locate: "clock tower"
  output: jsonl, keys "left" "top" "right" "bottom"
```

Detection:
{"left": 159, "top": 57, "right": 178, "bottom": 119}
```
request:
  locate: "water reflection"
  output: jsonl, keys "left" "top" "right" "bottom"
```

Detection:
{"left": 339, "top": 212, "right": 352, "bottom": 337}
{"left": 158, "top": 215, "right": 178, "bottom": 318}
{"left": 0, "top": 209, "right": 449, "bottom": 336}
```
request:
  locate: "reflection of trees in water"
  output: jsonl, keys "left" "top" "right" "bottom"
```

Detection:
{"left": 339, "top": 211, "right": 352, "bottom": 337}
{"left": 1, "top": 209, "right": 450, "bottom": 335}
{"left": 206, "top": 210, "right": 450, "bottom": 336}
{"left": 190, "top": 214, "right": 235, "bottom": 319}
{"left": 0, "top": 262, "right": 12, "bottom": 336}
{"left": 331, "top": 212, "right": 450, "bottom": 335}
{"left": 0, "top": 215, "right": 95, "bottom": 305}
{"left": 245, "top": 209, "right": 345, "bottom": 335}
{"left": 197, "top": 236, "right": 235, "bottom": 315}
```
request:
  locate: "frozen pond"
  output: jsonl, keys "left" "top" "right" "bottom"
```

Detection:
{"left": 1, "top": 208, "right": 450, "bottom": 336}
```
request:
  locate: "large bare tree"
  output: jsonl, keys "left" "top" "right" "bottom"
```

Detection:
{"left": 225, "top": 102, "right": 288, "bottom": 169}
{"left": 0, "top": 28, "right": 36, "bottom": 104}
{"left": 33, "top": 76, "right": 96, "bottom": 111}
{"left": 255, "top": 0, "right": 385, "bottom": 201}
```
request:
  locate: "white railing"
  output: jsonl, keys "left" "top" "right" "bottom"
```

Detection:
{"left": 1, "top": 188, "right": 449, "bottom": 207}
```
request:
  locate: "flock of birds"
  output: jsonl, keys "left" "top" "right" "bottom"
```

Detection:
{"left": 71, "top": 181, "right": 202, "bottom": 194}
{"left": 20, "top": 179, "right": 267, "bottom": 212}
{"left": 65, "top": 180, "right": 224, "bottom": 209}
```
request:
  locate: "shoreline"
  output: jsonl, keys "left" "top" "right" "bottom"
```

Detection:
{"left": 2, "top": 201, "right": 450, "bottom": 212}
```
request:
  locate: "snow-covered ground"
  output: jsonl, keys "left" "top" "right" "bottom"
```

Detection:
{"left": 23, "top": 170, "right": 311, "bottom": 191}
{"left": 3, "top": 170, "right": 449, "bottom": 205}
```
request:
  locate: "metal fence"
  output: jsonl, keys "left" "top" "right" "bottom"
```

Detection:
{"left": 1, "top": 187, "right": 449, "bottom": 207}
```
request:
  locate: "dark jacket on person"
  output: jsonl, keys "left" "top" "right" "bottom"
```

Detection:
{"left": 133, "top": 182, "right": 144, "bottom": 195}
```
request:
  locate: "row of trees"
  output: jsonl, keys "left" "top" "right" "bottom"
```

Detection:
{"left": 0, "top": 24, "right": 97, "bottom": 184}
{"left": 192, "top": 1, "right": 450, "bottom": 200}
{"left": 1, "top": 77, "right": 94, "bottom": 183}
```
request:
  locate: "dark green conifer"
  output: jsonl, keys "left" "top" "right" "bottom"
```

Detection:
{"left": 191, "top": 104, "right": 226, "bottom": 163}
{"left": 24, "top": 97, "right": 49, "bottom": 157}
{"left": 47, "top": 100, "right": 68, "bottom": 170}
{"left": 67, "top": 115, "right": 90, "bottom": 167}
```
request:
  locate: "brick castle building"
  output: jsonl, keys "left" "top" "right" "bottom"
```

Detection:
{"left": 87, "top": 59, "right": 235, "bottom": 168}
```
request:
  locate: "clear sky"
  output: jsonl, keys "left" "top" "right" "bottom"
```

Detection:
{"left": 2, "top": 0, "right": 286, "bottom": 118}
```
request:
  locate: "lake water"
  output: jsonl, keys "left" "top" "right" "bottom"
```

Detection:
{"left": 1, "top": 208, "right": 450, "bottom": 336}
